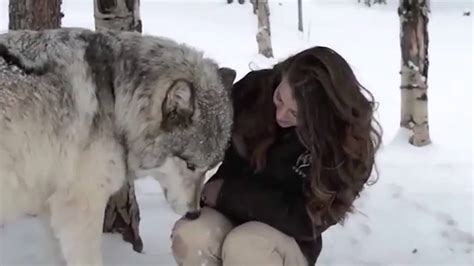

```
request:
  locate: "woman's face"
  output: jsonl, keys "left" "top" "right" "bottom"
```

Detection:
{"left": 273, "top": 77, "right": 298, "bottom": 128}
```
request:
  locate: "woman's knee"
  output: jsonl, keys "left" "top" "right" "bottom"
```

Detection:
{"left": 222, "top": 222, "right": 307, "bottom": 266}
{"left": 171, "top": 207, "right": 233, "bottom": 261}
{"left": 222, "top": 221, "right": 277, "bottom": 251}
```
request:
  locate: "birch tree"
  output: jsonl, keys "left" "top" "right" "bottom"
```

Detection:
{"left": 94, "top": 0, "right": 142, "bottom": 32}
{"left": 256, "top": 0, "right": 273, "bottom": 58}
{"left": 298, "top": 0, "right": 303, "bottom": 32}
{"left": 398, "top": 0, "right": 431, "bottom": 146}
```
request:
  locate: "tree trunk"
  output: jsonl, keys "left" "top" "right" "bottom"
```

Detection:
{"left": 94, "top": 0, "right": 144, "bottom": 253}
{"left": 256, "top": 0, "right": 273, "bottom": 58}
{"left": 297, "top": 0, "right": 303, "bottom": 32}
{"left": 94, "top": 0, "right": 142, "bottom": 32}
{"left": 9, "top": 0, "right": 62, "bottom": 30}
{"left": 103, "top": 182, "right": 143, "bottom": 252}
{"left": 398, "top": 0, "right": 431, "bottom": 146}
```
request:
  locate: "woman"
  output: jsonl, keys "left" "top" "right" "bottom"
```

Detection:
{"left": 170, "top": 46, "right": 382, "bottom": 266}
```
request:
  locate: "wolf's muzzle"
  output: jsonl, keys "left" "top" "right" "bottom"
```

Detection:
{"left": 184, "top": 211, "right": 201, "bottom": 220}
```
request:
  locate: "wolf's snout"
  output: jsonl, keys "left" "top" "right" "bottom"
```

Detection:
{"left": 185, "top": 211, "right": 200, "bottom": 220}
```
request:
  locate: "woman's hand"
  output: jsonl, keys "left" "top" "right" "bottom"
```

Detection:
{"left": 201, "top": 179, "right": 224, "bottom": 208}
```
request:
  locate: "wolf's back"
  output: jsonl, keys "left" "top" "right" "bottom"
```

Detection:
{"left": 0, "top": 56, "right": 79, "bottom": 131}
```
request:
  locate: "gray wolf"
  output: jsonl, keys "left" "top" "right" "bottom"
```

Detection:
{"left": 0, "top": 27, "right": 235, "bottom": 265}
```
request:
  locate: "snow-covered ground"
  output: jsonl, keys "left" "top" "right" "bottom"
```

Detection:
{"left": 0, "top": 0, "right": 472, "bottom": 265}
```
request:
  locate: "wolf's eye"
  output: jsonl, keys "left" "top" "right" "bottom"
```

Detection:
{"left": 186, "top": 162, "right": 196, "bottom": 171}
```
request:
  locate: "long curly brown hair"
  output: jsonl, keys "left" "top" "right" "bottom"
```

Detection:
{"left": 232, "top": 46, "right": 382, "bottom": 226}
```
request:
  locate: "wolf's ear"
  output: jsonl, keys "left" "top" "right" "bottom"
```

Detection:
{"left": 161, "top": 80, "right": 194, "bottom": 132}
{"left": 218, "top": 67, "right": 237, "bottom": 91}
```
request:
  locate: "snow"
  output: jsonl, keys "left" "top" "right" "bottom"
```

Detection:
{"left": 0, "top": 0, "right": 473, "bottom": 265}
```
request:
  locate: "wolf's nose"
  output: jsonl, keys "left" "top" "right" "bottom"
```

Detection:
{"left": 185, "top": 211, "right": 200, "bottom": 220}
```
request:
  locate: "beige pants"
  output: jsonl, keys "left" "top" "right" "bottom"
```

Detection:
{"left": 171, "top": 207, "right": 308, "bottom": 266}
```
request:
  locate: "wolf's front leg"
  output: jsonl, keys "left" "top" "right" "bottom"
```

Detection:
{"left": 47, "top": 139, "right": 125, "bottom": 266}
{"left": 47, "top": 183, "right": 109, "bottom": 266}
{"left": 48, "top": 189, "right": 107, "bottom": 266}
{"left": 39, "top": 214, "right": 66, "bottom": 266}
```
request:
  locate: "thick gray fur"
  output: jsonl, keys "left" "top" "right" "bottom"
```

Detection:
{"left": 0, "top": 27, "right": 233, "bottom": 172}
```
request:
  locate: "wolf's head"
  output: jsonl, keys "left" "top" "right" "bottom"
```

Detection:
{"left": 114, "top": 33, "right": 236, "bottom": 218}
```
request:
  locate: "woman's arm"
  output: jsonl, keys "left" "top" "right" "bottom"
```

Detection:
{"left": 213, "top": 176, "right": 325, "bottom": 241}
